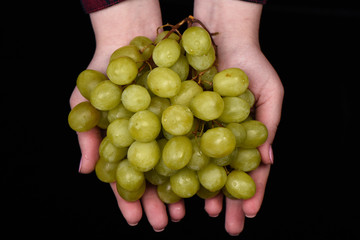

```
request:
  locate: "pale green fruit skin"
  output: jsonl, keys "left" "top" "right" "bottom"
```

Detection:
{"left": 196, "top": 185, "right": 220, "bottom": 199}
{"left": 147, "top": 67, "right": 181, "bottom": 98}
{"left": 157, "top": 180, "right": 181, "bottom": 204}
{"left": 95, "top": 157, "right": 119, "bottom": 183}
{"left": 197, "top": 163, "right": 227, "bottom": 192}
{"left": 109, "top": 45, "right": 145, "bottom": 68}
{"left": 144, "top": 169, "right": 169, "bottom": 186}
{"left": 99, "top": 137, "right": 127, "bottom": 163}
{"left": 187, "top": 137, "right": 209, "bottom": 171}
{"left": 146, "top": 96, "right": 170, "bottom": 119}
{"left": 90, "top": 80, "right": 122, "bottom": 111}
{"left": 170, "top": 80, "right": 203, "bottom": 107}
{"left": 116, "top": 159, "right": 145, "bottom": 192}
{"left": 116, "top": 181, "right": 146, "bottom": 202}
{"left": 189, "top": 91, "right": 224, "bottom": 121}
{"left": 107, "top": 56, "right": 138, "bottom": 85}
{"left": 68, "top": 101, "right": 100, "bottom": 132}
{"left": 161, "top": 105, "right": 194, "bottom": 136}
{"left": 162, "top": 136, "right": 193, "bottom": 170}
{"left": 127, "top": 140, "right": 160, "bottom": 172}
{"left": 182, "top": 26, "right": 212, "bottom": 56}
{"left": 213, "top": 68, "right": 249, "bottom": 97}
{"left": 238, "top": 89, "right": 255, "bottom": 107}
{"left": 107, "top": 118, "right": 134, "bottom": 148}
{"left": 153, "top": 38, "right": 181, "bottom": 68}
{"left": 217, "top": 97, "right": 250, "bottom": 123}
{"left": 121, "top": 84, "right": 151, "bottom": 112}
{"left": 170, "top": 168, "right": 200, "bottom": 198}
{"left": 226, "top": 123, "right": 247, "bottom": 147}
{"left": 128, "top": 110, "right": 161, "bottom": 142}
{"left": 225, "top": 170, "right": 256, "bottom": 199}
{"left": 170, "top": 55, "right": 190, "bottom": 81}
{"left": 239, "top": 120, "right": 268, "bottom": 148}
{"left": 76, "top": 69, "right": 107, "bottom": 100}
{"left": 186, "top": 45, "right": 215, "bottom": 71}
{"left": 107, "top": 103, "right": 134, "bottom": 123}
{"left": 200, "top": 127, "right": 236, "bottom": 158}
{"left": 230, "top": 148, "right": 261, "bottom": 172}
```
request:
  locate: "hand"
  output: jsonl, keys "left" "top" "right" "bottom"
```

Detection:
{"left": 69, "top": 1, "right": 185, "bottom": 231}
{"left": 194, "top": 0, "right": 284, "bottom": 235}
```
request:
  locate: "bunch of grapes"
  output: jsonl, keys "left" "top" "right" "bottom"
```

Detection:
{"left": 68, "top": 16, "right": 268, "bottom": 203}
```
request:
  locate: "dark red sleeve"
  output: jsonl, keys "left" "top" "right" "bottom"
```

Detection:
{"left": 81, "top": 0, "right": 126, "bottom": 14}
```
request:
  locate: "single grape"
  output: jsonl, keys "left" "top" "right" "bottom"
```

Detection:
{"left": 147, "top": 67, "right": 181, "bottom": 98}
{"left": 127, "top": 140, "right": 160, "bottom": 172}
{"left": 154, "top": 30, "right": 180, "bottom": 44}
{"left": 116, "top": 181, "right": 146, "bottom": 202}
{"left": 95, "top": 157, "right": 120, "bottom": 183}
{"left": 76, "top": 69, "right": 107, "bottom": 100}
{"left": 170, "top": 80, "right": 203, "bottom": 107}
{"left": 144, "top": 169, "right": 169, "bottom": 186}
{"left": 225, "top": 170, "right": 256, "bottom": 199}
{"left": 213, "top": 68, "right": 249, "bottom": 97}
{"left": 107, "top": 118, "right": 134, "bottom": 148}
{"left": 157, "top": 180, "right": 182, "bottom": 204}
{"left": 161, "top": 105, "right": 194, "bottom": 136}
{"left": 226, "top": 123, "right": 247, "bottom": 147}
{"left": 197, "top": 163, "right": 227, "bottom": 192}
{"left": 198, "top": 65, "right": 217, "bottom": 90}
{"left": 107, "top": 56, "right": 138, "bottom": 85}
{"left": 90, "top": 80, "right": 122, "bottom": 111}
{"left": 187, "top": 137, "right": 209, "bottom": 171}
{"left": 146, "top": 96, "right": 171, "bottom": 119}
{"left": 109, "top": 45, "right": 144, "bottom": 68}
{"left": 68, "top": 101, "right": 100, "bottom": 132}
{"left": 196, "top": 185, "right": 220, "bottom": 199}
{"left": 217, "top": 97, "right": 250, "bottom": 123}
{"left": 230, "top": 148, "right": 261, "bottom": 172}
{"left": 99, "top": 137, "right": 127, "bottom": 163}
{"left": 116, "top": 159, "right": 145, "bottom": 191}
{"left": 154, "top": 139, "right": 178, "bottom": 177}
{"left": 239, "top": 120, "right": 268, "bottom": 148}
{"left": 130, "top": 36, "right": 154, "bottom": 61}
{"left": 170, "top": 55, "right": 190, "bottom": 81}
{"left": 211, "top": 148, "right": 238, "bottom": 167}
{"left": 170, "top": 167, "right": 200, "bottom": 198}
{"left": 128, "top": 110, "right": 161, "bottom": 142}
{"left": 189, "top": 91, "right": 224, "bottom": 121}
{"left": 162, "top": 136, "right": 192, "bottom": 170}
{"left": 97, "top": 110, "right": 109, "bottom": 129}
{"left": 107, "top": 103, "right": 134, "bottom": 123}
{"left": 182, "top": 26, "right": 212, "bottom": 56}
{"left": 153, "top": 38, "right": 181, "bottom": 68}
{"left": 121, "top": 84, "right": 151, "bottom": 112}
{"left": 238, "top": 89, "right": 255, "bottom": 107}
{"left": 186, "top": 46, "right": 215, "bottom": 71}
{"left": 200, "top": 127, "right": 236, "bottom": 158}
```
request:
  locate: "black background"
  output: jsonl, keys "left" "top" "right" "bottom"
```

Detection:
{"left": 1, "top": 0, "right": 359, "bottom": 238}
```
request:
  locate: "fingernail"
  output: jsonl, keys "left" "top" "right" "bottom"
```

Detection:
{"left": 78, "top": 158, "right": 83, "bottom": 173}
{"left": 171, "top": 218, "right": 181, "bottom": 223}
{"left": 128, "top": 222, "right": 138, "bottom": 227}
{"left": 245, "top": 214, "right": 256, "bottom": 218}
{"left": 209, "top": 214, "right": 219, "bottom": 218}
{"left": 153, "top": 228, "right": 165, "bottom": 232}
{"left": 269, "top": 145, "right": 274, "bottom": 164}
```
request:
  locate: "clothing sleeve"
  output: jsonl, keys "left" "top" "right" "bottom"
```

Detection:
{"left": 240, "top": 0, "right": 267, "bottom": 4}
{"left": 81, "top": 0, "right": 126, "bottom": 14}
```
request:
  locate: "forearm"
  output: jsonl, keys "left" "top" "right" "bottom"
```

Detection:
{"left": 194, "top": 0, "right": 263, "bottom": 47}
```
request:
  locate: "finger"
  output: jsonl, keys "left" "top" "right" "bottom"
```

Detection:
{"left": 77, "top": 128, "right": 102, "bottom": 173}
{"left": 204, "top": 193, "right": 223, "bottom": 217}
{"left": 141, "top": 183, "right": 168, "bottom": 232}
{"left": 110, "top": 182, "right": 143, "bottom": 226}
{"left": 225, "top": 198, "right": 245, "bottom": 236}
{"left": 167, "top": 199, "right": 185, "bottom": 222}
{"left": 242, "top": 164, "right": 270, "bottom": 218}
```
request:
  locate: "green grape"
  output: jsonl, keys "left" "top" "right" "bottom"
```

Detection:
{"left": 197, "top": 185, "right": 220, "bottom": 199}
{"left": 198, "top": 65, "right": 217, "bottom": 90}
{"left": 130, "top": 36, "right": 154, "bottom": 61}
{"left": 170, "top": 55, "right": 190, "bottom": 81}
{"left": 154, "top": 139, "right": 178, "bottom": 177}
{"left": 144, "top": 169, "right": 169, "bottom": 186}
{"left": 76, "top": 69, "right": 107, "bottom": 100}
{"left": 238, "top": 89, "right": 255, "bottom": 108}
{"left": 109, "top": 45, "right": 144, "bottom": 68}
{"left": 147, "top": 67, "right": 181, "bottom": 98}
{"left": 116, "top": 159, "right": 145, "bottom": 191}
{"left": 97, "top": 110, "right": 109, "bottom": 129}
{"left": 170, "top": 168, "right": 200, "bottom": 198}
{"left": 116, "top": 181, "right": 146, "bottom": 202}
{"left": 213, "top": 68, "right": 249, "bottom": 97}
{"left": 189, "top": 91, "right": 224, "bottom": 121}
{"left": 107, "top": 56, "right": 138, "bottom": 85}
{"left": 121, "top": 84, "right": 151, "bottom": 112}
{"left": 222, "top": 185, "right": 237, "bottom": 200}
{"left": 146, "top": 96, "right": 171, "bottom": 119}
{"left": 99, "top": 137, "right": 127, "bottom": 163}
{"left": 107, "top": 103, "right": 134, "bottom": 123}
{"left": 225, "top": 170, "right": 256, "bottom": 199}
{"left": 239, "top": 120, "right": 268, "bottom": 148}
{"left": 211, "top": 148, "right": 238, "bottom": 167}
{"left": 107, "top": 118, "right": 134, "bottom": 148}
{"left": 127, "top": 140, "right": 160, "bottom": 172}
{"left": 187, "top": 137, "right": 209, "bottom": 171}
{"left": 200, "top": 127, "right": 236, "bottom": 158}
{"left": 161, "top": 105, "right": 194, "bottom": 136}
{"left": 95, "top": 157, "right": 120, "bottom": 183}
{"left": 90, "top": 80, "right": 122, "bottom": 111}
{"left": 217, "top": 97, "right": 250, "bottom": 123}
{"left": 170, "top": 80, "right": 203, "bottom": 107}
{"left": 162, "top": 136, "right": 192, "bottom": 170}
{"left": 198, "top": 163, "right": 227, "bottom": 192}
{"left": 153, "top": 38, "right": 181, "bottom": 68}
{"left": 154, "top": 30, "right": 180, "bottom": 44}
{"left": 186, "top": 45, "right": 215, "bottom": 71}
{"left": 230, "top": 148, "right": 261, "bottom": 172}
{"left": 157, "top": 180, "right": 181, "bottom": 204}
{"left": 128, "top": 110, "right": 161, "bottom": 142}
{"left": 182, "top": 26, "right": 212, "bottom": 56}
{"left": 226, "top": 123, "right": 247, "bottom": 147}
{"left": 68, "top": 101, "right": 100, "bottom": 132}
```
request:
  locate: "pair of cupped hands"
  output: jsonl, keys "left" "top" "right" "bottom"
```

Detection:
{"left": 70, "top": 0, "right": 283, "bottom": 236}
